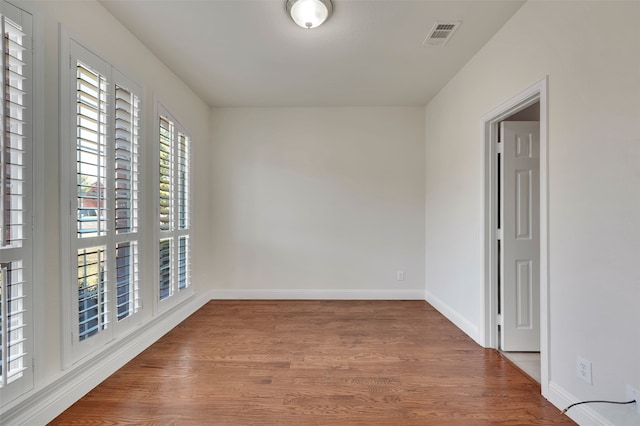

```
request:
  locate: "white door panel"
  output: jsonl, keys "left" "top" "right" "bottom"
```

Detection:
{"left": 500, "top": 121, "right": 540, "bottom": 352}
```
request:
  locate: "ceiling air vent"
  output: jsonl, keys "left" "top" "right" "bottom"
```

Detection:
{"left": 423, "top": 21, "right": 461, "bottom": 46}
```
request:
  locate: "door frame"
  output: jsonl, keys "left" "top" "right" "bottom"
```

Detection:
{"left": 481, "top": 76, "right": 550, "bottom": 397}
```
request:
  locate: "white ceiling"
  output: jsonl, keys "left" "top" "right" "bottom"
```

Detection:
{"left": 99, "top": 0, "right": 525, "bottom": 107}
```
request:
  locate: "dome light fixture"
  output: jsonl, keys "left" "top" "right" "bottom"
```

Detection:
{"left": 286, "top": 0, "right": 333, "bottom": 29}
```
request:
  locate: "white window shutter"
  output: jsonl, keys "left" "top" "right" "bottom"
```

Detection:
{"left": 0, "top": 3, "right": 34, "bottom": 403}
{"left": 66, "top": 43, "right": 142, "bottom": 360}
{"left": 157, "top": 110, "right": 191, "bottom": 303}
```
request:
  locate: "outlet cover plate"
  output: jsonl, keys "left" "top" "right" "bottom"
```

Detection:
{"left": 576, "top": 356, "right": 592, "bottom": 385}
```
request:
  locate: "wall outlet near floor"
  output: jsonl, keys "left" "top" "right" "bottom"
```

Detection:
{"left": 626, "top": 385, "right": 640, "bottom": 413}
{"left": 396, "top": 270, "right": 405, "bottom": 281}
{"left": 576, "top": 356, "right": 592, "bottom": 385}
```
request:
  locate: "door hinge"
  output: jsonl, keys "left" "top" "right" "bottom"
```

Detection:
{"left": 497, "top": 314, "right": 503, "bottom": 327}
{"left": 496, "top": 228, "right": 503, "bottom": 240}
{"left": 496, "top": 141, "right": 503, "bottom": 154}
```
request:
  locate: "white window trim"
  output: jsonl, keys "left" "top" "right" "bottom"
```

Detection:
{"left": 59, "top": 28, "right": 145, "bottom": 368}
{"left": 153, "top": 100, "right": 193, "bottom": 315}
{"left": 29, "top": 0, "right": 45, "bottom": 391}
{"left": 59, "top": 25, "right": 74, "bottom": 370}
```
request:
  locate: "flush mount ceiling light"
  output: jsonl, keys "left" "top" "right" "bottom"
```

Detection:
{"left": 286, "top": 0, "right": 333, "bottom": 29}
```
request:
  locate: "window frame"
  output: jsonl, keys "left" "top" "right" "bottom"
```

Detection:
{"left": 0, "top": 0, "right": 36, "bottom": 405}
{"left": 153, "top": 102, "right": 192, "bottom": 313}
{"left": 60, "top": 33, "right": 144, "bottom": 367}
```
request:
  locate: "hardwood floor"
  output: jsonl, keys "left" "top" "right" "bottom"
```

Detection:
{"left": 51, "top": 300, "right": 575, "bottom": 425}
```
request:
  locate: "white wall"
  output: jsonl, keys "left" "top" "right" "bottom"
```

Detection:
{"left": 210, "top": 107, "right": 425, "bottom": 299}
{"left": 424, "top": 1, "right": 640, "bottom": 424}
{"left": 3, "top": 0, "right": 212, "bottom": 423}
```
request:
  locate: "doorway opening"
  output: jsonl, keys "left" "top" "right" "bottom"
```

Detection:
{"left": 482, "top": 77, "right": 549, "bottom": 397}
{"left": 499, "top": 103, "right": 541, "bottom": 382}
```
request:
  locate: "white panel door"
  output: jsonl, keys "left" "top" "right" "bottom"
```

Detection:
{"left": 500, "top": 121, "right": 540, "bottom": 352}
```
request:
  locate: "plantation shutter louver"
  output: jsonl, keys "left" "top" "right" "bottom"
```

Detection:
{"left": 177, "top": 132, "right": 189, "bottom": 230}
{"left": 115, "top": 241, "right": 138, "bottom": 321}
{"left": 0, "top": 261, "right": 26, "bottom": 385}
{"left": 178, "top": 236, "right": 188, "bottom": 291}
{"left": 0, "top": 19, "right": 25, "bottom": 249}
{"left": 159, "top": 117, "right": 172, "bottom": 233}
{"left": 177, "top": 132, "right": 189, "bottom": 291}
{"left": 114, "top": 86, "right": 138, "bottom": 234}
{"left": 75, "top": 62, "right": 109, "bottom": 342}
{"left": 158, "top": 116, "right": 173, "bottom": 301}
{"left": 113, "top": 84, "right": 139, "bottom": 322}
{"left": 159, "top": 238, "right": 172, "bottom": 300}
{"left": 76, "top": 63, "right": 107, "bottom": 238}
{"left": 77, "top": 246, "right": 107, "bottom": 341}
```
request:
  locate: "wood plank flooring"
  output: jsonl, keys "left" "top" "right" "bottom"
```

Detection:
{"left": 51, "top": 300, "right": 575, "bottom": 425}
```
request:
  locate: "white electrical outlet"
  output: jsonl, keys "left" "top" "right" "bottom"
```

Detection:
{"left": 396, "top": 270, "right": 404, "bottom": 281}
{"left": 576, "top": 356, "right": 592, "bottom": 385}
{"left": 626, "top": 385, "right": 640, "bottom": 414}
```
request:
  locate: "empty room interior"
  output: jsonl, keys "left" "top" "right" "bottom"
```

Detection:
{"left": 1, "top": 0, "right": 639, "bottom": 425}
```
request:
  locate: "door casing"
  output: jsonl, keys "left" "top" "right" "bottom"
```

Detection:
{"left": 481, "top": 76, "right": 549, "bottom": 397}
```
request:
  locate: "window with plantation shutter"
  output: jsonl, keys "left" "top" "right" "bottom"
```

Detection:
{"left": 157, "top": 107, "right": 191, "bottom": 304}
{"left": 0, "top": 2, "right": 34, "bottom": 405}
{"left": 62, "top": 39, "right": 142, "bottom": 363}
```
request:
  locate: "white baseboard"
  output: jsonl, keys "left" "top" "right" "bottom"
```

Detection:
{"left": 210, "top": 288, "right": 425, "bottom": 300}
{"left": 548, "top": 381, "right": 615, "bottom": 426}
{"left": 424, "top": 289, "right": 481, "bottom": 344}
{"left": 2, "top": 291, "right": 211, "bottom": 426}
